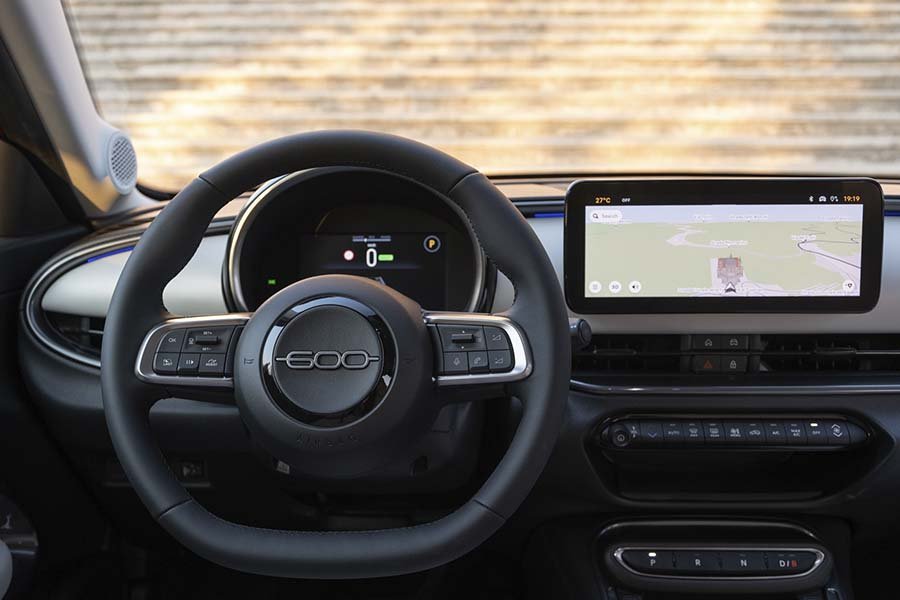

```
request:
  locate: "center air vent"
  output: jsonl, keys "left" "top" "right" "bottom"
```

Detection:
{"left": 573, "top": 333, "right": 900, "bottom": 382}
{"left": 573, "top": 335, "right": 685, "bottom": 376}
{"left": 759, "top": 334, "right": 900, "bottom": 374}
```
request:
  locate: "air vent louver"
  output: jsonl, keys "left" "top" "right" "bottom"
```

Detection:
{"left": 573, "top": 335, "right": 683, "bottom": 376}
{"left": 573, "top": 333, "right": 900, "bottom": 380}
{"left": 759, "top": 334, "right": 900, "bottom": 374}
{"left": 44, "top": 312, "right": 105, "bottom": 360}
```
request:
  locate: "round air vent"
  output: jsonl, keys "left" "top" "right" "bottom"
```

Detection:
{"left": 106, "top": 132, "right": 137, "bottom": 195}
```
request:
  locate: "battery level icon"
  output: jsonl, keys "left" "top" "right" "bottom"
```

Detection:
{"left": 377, "top": 253, "right": 395, "bottom": 262}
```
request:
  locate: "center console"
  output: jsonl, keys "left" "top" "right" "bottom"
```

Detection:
{"left": 543, "top": 178, "right": 888, "bottom": 598}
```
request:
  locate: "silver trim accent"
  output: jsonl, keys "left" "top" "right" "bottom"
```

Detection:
{"left": 225, "top": 168, "right": 487, "bottom": 313}
{"left": 23, "top": 237, "right": 142, "bottom": 368}
{"left": 425, "top": 313, "right": 532, "bottom": 386}
{"left": 612, "top": 545, "right": 825, "bottom": 581}
{"left": 598, "top": 519, "right": 819, "bottom": 540}
{"left": 134, "top": 314, "right": 250, "bottom": 389}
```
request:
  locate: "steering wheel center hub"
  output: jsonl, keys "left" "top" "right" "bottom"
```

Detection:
{"left": 233, "top": 275, "right": 435, "bottom": 479}
{"left": 264, "top": 300, "right": 393, "bottom": 425}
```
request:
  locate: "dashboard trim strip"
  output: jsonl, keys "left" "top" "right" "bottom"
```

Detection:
{"left": 571, "top": 378, "right": 900, "bottom": 395}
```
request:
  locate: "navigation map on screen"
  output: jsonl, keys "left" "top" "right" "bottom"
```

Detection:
{"left": 584, "top": 203, "right": 863, "bottom": 298}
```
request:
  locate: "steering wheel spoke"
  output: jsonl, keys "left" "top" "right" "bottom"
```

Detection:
{"left": 134, "top": 314, "right": 251, "bottom": 399}
{"left": 424, "top": 312, "right": 532, "bottom": 392}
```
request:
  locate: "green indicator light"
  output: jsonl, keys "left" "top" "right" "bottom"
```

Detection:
{"left": 377, "top": 253, "right": 395, "bottom": 262}
{"left": 267, "top": 278, "right": 277, "bottom": 286}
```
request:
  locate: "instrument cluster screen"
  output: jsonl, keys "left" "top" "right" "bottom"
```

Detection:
{"left": 295, "top": 233, "right": 448, "bottom": 309}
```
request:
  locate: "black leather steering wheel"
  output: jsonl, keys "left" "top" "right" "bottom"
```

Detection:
{"left": 100, "top": 131, "right": 570, "bottom": 579}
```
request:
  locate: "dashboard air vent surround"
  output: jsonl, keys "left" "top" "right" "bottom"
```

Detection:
{"left": 572, "top": 333, "right": 900, "bottom": 383}
{"left": 759, "top": 334, "right": 900, "bottom": 374}
{"left": 573, "top": 335, "right": 684, "bottom": 376}
{"left": 43, "top": 312, "right": 105, "bottom": 361}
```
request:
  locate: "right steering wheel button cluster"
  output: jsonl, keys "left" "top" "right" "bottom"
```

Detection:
{"left": 435, "top": 323, "right": 512, "bottom": 375}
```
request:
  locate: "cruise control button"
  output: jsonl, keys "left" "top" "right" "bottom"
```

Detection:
{"left": 153, "top": 353, "right": 179, "bottom": 375}
{"left": 785, "top": 421, "right": 807, "bottom": 444}
{"left": 442, "top": 352, "right": 468, "bottom": 374}
{"left": 198, "top": 354, "right": 225, "bottom": 377}
{"left": 488, "top": 350, "right": 512, "bottom": 372}
{"left": 450, "top": 332, "right": 475, "bottom": 344}
{"left": 438, "top": 325, "right": 485, "bottom": 351}
{"left": 674, "top": 551, "right": 720, "bottom": 573}
{"left": 157, "top": 329, "right": 186, "bottom": 353}
{"left": 484, "top": 326, "right": 510, "bottom": 350}
{"left": 720, "top": 551, "right": 766, "bottom": 575}
{"left": 467, "top": 351, "right": 489, "bottom": 373}
{"left": 177, "top": 353, "right": 200, "bottom": 375}
{"left": 194, "top": 334, "right": 220, "bottom": 345}
{"left": 183, "top": 326, "right": 234, "bottom": 353}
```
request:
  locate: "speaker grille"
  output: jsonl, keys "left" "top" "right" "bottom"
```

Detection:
{"left": 107, "top": 133, "right": 137, "bottom": 194}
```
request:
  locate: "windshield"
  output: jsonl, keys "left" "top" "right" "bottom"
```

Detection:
{"left": 64, "top": 1, "right": 898, "bottom": 191}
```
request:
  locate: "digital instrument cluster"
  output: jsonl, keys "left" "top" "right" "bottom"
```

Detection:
{"left": 226, "top": 169, "right": 486, "bottom": 312}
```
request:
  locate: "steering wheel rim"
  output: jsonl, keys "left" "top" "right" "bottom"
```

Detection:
{"left": 100, "top": 130, "right": 570, "bottom": 579}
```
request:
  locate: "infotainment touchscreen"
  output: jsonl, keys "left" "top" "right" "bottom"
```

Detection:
{"left": 564, "top": 179, "right": 883, "bottom": 313}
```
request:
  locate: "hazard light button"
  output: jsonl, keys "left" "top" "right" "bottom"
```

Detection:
{"left": 692, "top": 355, "right": 721, "bottom": 373}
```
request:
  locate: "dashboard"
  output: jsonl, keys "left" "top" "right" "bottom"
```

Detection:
{"left": 17, "top": 171, "right": 900, "bottom": 597}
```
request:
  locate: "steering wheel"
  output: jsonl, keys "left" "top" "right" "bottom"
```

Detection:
{"left": 100, "top": 131, "right": 570, "bottom": 579}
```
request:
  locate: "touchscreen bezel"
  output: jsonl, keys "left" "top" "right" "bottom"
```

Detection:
{"left": 564, "top": 178, "right": 884, "bottom": 314}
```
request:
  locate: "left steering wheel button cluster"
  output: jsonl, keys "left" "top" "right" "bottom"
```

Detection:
{"left": 152, "top": 324, "right": 236, "bottom": 377}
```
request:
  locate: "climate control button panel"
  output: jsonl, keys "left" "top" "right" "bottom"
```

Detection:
{"left": 599, "top": 415, "right": 868, "bottom": 450}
